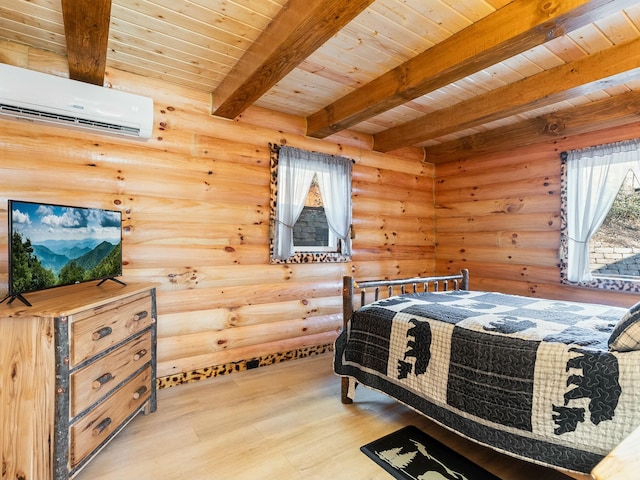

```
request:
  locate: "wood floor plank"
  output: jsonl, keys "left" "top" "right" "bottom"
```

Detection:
{"left": 74, "top": 353, "right": 590, "bottom": 480}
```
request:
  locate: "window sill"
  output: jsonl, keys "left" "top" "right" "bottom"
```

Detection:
{"left": 562, "top": 275, "right": 640, "bottom": 294}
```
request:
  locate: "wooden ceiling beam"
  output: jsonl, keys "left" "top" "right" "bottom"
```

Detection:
{"left": 61, "top": 0, "right": 112, "bottom": 85}
{"left": 210, "top": 0, "right": 375, "bottom": 120}
{"left": 305, "top": 0, "right": 637, "bottom": 139}
{"left": 423, "top": 90, "right": 640, "bottom": 164}
{"left": 373, "top": 36, "right": 640, "bottom": 152}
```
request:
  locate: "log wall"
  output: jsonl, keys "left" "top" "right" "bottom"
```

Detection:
{"left": 5, "top": 40, "right": 635, "bottom": 390}
{"left": 0, "top": 43, "right": 434, "bottom": 387}
{"left": 435, "top": 121, "right": 640, "bottom": 308}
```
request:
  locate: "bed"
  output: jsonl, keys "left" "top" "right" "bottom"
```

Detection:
{"left": 333, "top": 269, "right": 640, "bottom": 475}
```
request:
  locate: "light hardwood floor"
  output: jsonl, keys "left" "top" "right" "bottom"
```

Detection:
{"left": 75, "top": 353, "right": 591, "bottom": 480}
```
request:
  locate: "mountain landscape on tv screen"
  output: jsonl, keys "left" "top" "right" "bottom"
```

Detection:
{"left": 32, "top": 239, "right": 119, "bottom": 275}
{"left": 9, "top": 201, "right": 122, "bottom": 294}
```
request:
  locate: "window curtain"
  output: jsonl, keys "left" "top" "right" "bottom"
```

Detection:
{"left": 273, "top": 146, "right": 352, "bottom": 259}
{"left": 315, "top": 155, "right": 352, "bottom": 256}
{"left": 566, "top": 139, "right": 640, "bottom": 282}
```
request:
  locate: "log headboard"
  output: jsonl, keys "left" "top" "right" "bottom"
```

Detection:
{"left": 341, "top": 269, "right": 469, "bottom": 330}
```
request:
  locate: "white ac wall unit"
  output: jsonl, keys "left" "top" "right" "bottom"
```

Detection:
{"left": 0, "top": 63, "right": 153, "bottom": 139}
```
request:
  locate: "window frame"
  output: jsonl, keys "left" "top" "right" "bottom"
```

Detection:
{"left": 268, "top": 143, "right": 351, "bottom": 264}
{"left": 559, "top": 151, "right": 640, "bottom": 293}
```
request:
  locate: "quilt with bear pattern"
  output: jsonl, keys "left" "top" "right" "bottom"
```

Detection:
{"left": 333, "top": 290, "right": 640, "bottom": 474}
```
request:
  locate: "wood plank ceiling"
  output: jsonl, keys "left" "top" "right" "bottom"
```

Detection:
{"left": 1, "top": 0, "right": 640, "bottom": 161}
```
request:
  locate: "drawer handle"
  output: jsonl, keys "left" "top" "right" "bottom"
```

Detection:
{"left": 92, "top": 373, "right": 114, "bottom": 389}
{"left": 133, "top": 311, "right": 148, "bottom": 321}
{"left": 92, "top": 326, "right": 113, "bottom": 341}
{"left": 133, "top": 348, "right": 148, "bottom": 361}
{"left": 92, "top": 417, "right": 112, "bottom": 436}
{"left": 133, "top": 385, "right": 148, "bottom": 400}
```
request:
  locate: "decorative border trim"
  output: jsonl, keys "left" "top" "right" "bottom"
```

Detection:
{"left": 268, "top": 143, "right": 350, "bottom": 264}
{"left": 156, "top": 343, "right": 334, "bottom": 389}
{"left": 559, "top": 154, "right": 640, "bottom": 293}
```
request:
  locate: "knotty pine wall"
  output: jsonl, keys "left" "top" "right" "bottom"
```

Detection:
{"left": 0, "top": 43, "right": 434, "bottom": 387}
{"left": 435, "top": 121, "right": 640, "bottom": 308}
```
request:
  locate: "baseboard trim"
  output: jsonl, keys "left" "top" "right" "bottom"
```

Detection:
{"left": 156, "top": 343, "right": 334, "bottom": 389}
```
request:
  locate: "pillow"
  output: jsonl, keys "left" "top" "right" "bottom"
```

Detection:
{"left": 609, "top": 300, "right": 640, "bottom": 351}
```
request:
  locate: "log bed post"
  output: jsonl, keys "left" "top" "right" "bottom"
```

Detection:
{"left": 461, "top": 268, "right": 469, "bottom": 290}
{"left": 341, "top": 275, "right": 355, "bottom": 404}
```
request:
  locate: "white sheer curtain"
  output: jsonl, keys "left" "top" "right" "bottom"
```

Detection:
{"left": 315, "top": 156, "right": 352, "bottom": 256}
{"left": 566, "top": 139, "right": 640, "bottom": 282}
{"left": 273, "top": 146, "right": 352, "bottom": 259}
{"left": 273, "top": 147, "right": 317, "bottom": 259}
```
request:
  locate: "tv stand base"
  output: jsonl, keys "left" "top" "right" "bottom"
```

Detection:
{"left": 0, "top": 293, "right": 32, "bottom": 307}
{"left": 97, "top": 277, "right": 127, "bottom": 287}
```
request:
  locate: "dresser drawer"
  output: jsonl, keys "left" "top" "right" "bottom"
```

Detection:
{"left": 70, "top": 331, "right": 152, "bottom": 417}
{"left": 69, "top": 366, "right": 152, "bottom": 468}
{"left": 70, "top": 292, "right": 153, "bottom": 366}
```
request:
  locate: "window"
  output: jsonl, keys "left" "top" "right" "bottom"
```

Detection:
{"left": 560, "top": 138, "right": 640, "bottom": 292}
{"left": 269, "top": 144, "right": 352, "bottom": 263}
{"left": 292, "top": 174, "right": 338, "bottom": 252}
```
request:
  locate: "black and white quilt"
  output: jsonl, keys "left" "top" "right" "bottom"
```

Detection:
{"left": 334, "top": 290, "right": 640, "bottom": 474}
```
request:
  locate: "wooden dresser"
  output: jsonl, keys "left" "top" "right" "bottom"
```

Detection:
{"left": 0, "top": 281, "right": 158, "bottom": 480}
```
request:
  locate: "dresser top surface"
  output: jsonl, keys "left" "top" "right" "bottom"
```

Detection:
{"left": 0, "top": 280, "right": 158, "bottom": 318}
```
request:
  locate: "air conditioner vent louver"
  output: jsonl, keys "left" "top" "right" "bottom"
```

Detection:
{"left": 0, "top": 63, "right": 153, "bottom": 139}
{"left": 0, "top": 103, "right": 142, "bottom": 136}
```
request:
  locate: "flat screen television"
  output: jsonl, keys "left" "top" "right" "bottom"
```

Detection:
{"left": 2, "top": 200, "right": 124, "bottom": 306}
